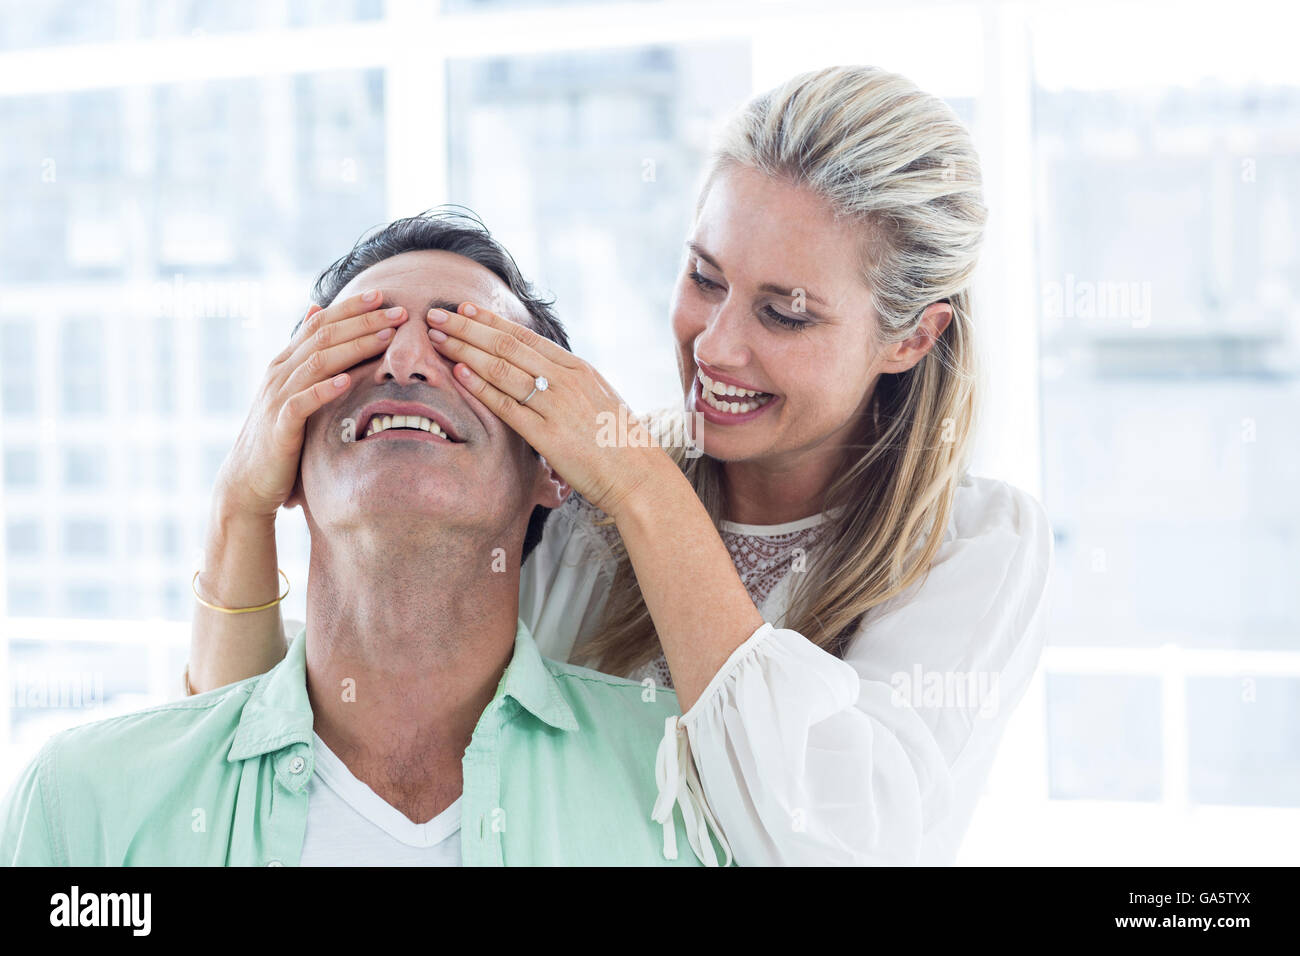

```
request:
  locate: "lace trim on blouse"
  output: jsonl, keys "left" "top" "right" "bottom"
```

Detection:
{"left": 555, "top": 492, "right": 830, "bottom": 690}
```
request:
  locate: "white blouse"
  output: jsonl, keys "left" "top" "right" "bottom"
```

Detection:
{"left": 518, "top": 472, "right": 1054, "bottom": 867}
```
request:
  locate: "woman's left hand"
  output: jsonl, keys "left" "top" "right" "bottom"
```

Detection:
{"left": 426, "top": 301, "right": 674, "bottom": 519}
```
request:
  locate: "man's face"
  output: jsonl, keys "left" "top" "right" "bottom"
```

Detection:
{"left": 294, "top": 250, "right": 560, "bottom": 556}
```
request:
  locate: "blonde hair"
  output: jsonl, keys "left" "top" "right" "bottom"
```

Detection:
{"left": 581, "top": 65, "right": 987, "bottom": 676}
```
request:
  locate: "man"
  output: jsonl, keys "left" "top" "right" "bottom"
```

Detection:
{"left": 0, "top": 212, "right": 723, "bottom": 866}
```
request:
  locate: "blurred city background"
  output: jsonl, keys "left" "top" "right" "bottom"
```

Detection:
{"left": 1, "top": 0, "right": 1296, "bottom": 864}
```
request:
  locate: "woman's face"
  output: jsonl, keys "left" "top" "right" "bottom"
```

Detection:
{"left": 670, "top": 164, "right": 888, "bottom": 468}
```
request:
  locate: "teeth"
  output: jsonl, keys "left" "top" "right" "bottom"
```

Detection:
{"left": 698, "top": 371, "right": 767, "bottom": 400}
{"left": 699, "top": 386, "right": 772, "bottom": 415}
{"left": 363, "top": 413, "right": 450, "bottom": 439}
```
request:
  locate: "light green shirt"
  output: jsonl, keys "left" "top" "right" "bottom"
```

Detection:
{"left": 1, "top": 620, "right": 719, "bottom": 866}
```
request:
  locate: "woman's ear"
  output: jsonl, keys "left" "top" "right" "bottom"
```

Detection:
{"left": 533, "top": 455, "right": 572, "bottom": 510}
{"left": 878, "top": 300, "right": 954, "bottom": 374}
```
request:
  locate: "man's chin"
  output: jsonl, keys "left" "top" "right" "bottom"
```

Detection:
{"left": 319, "top": 503, "right": 480, "bottom": 542}
{"left": 307, "top": 478, "right": 471, "bottom": 518}
{"left": 351, "top": 489, "right": 468, "bottom": 515}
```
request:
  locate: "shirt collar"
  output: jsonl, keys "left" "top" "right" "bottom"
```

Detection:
{"left": 228, "top": 624, "right": 313, "bottom": 762}
{"left": 494, "top": 619, "right": 579, "bottom": 733}
{"left": 229, "top": 617, "right": 577, "bottom": 762}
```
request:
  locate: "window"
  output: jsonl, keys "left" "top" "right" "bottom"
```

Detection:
{"left": 3, "top": 445, "right": 39, "bottom": 488}
{"left": 1046, "top": 674, "right": 1163, "bottom": 801}
{"left": 1033, "top": 49, "right": 1300, "bottom": 818}
{"left": 59, "top": 317, "right": 106, "bottom": 416}
{"left": 6, "top": 517, "right": 41, "bottom": 556}
{"left": 62, "top": 518, "right": 110, "bottom": 557}
{"left": 0, "top": 322, "right": 37, "bottom": 416}
{"left": 1188, "top": 676, "right": 1300, "bottom": 806}
{"left": 62, "top": 446, "right": 106, "bottom": 490}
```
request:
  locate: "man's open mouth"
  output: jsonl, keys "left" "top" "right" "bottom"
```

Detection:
{"left": 364, "top": 413, "right": 453, "bottom": 440}
{"left": 356, "top": 402, "right": 466, "bottom": 443}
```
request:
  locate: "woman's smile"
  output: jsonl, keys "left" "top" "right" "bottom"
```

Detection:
{"left": 691, "top": 364, "right": 779, "bottom": 425}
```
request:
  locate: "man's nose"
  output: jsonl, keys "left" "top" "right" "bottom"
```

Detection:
{"left": 373, "top": 310, "right": 455, "bottom": 386}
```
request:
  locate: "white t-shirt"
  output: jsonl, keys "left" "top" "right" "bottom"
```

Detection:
{"left": 299, "top": 732, "right": 462, "bottom": 867}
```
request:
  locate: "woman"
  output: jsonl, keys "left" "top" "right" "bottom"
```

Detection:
{"left": 189, "top": 65, "right": 1053, "bottom": 866}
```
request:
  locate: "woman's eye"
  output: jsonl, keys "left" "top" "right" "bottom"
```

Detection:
{"left": 688, "top": 269, "right": 722, "bottom": 292}
{"left": 762, "top": 305, "right": 810, "bottom": 331}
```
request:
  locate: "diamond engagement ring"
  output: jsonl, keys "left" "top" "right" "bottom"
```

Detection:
{"left": 520, "top": 375, "right": 549, "bottom": 405}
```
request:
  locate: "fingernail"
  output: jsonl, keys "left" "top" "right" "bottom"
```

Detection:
{"left": 378, "top": 327, "right": 395, "bottom": 340}
{"left": 386, "top": 306, "right": 404, "bottom": 318}
{"left": 428, "top": 328, "right": 447, "bottom": 343}
{"left": 363, "top": 289, "right": 380, "bottom": 303}
{"left": 332, "top": 374, "right": 348, "bottom": 388}
{"left": 428, "top": 309, "right": 447, "bottom": 323}
{"left": 458, "top": 365, "right": 474, "bottom": 380}
{"left": 462, "top": 304, "right": 477, "bottom": 316}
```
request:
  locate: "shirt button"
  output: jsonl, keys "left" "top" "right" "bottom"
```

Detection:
{"left": 266, "top": 860, "right": 284, "bottom": 867}
{"left": 288, "top": 755, "right": 306, "bottom": 774}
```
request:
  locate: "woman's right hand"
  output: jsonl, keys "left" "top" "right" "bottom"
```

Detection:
{"left": 214, "top": 289, "right": 409, "bottom": 518}
{"left": 189, "top": 290, "right": 408, "bottom": 694}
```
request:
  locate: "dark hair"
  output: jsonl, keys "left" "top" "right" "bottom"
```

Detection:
{"left": 306, "top": 207, "right": 569, "bottom": 567}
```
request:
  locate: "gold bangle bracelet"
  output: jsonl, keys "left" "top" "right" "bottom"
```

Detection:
{"left": 192, "top": 568, "right": 290, "bottom": 614}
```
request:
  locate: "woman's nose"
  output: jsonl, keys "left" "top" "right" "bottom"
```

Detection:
{"left": 693, "top": 300, "right": 751, "bottom": 370}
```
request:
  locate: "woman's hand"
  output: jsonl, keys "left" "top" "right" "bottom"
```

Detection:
{"left": 215, "top": 289, "right": 410, "bottom": 518}
{"left": 425, "top": 302, "right": 673, "bottom": 519}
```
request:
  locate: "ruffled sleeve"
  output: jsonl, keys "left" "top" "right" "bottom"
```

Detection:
{"left": 662, "top": 477, "right": 1054, "bottom": 866}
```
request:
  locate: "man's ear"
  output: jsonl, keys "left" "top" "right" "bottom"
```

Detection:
{"left": 533, "top": 455, "right": 571, "bottom": 510}
{"left": 284, "top": 468, "right": 305, "bottom": 511}
{"left": 878, "top": 300, "right": 954, "bottom": 374}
